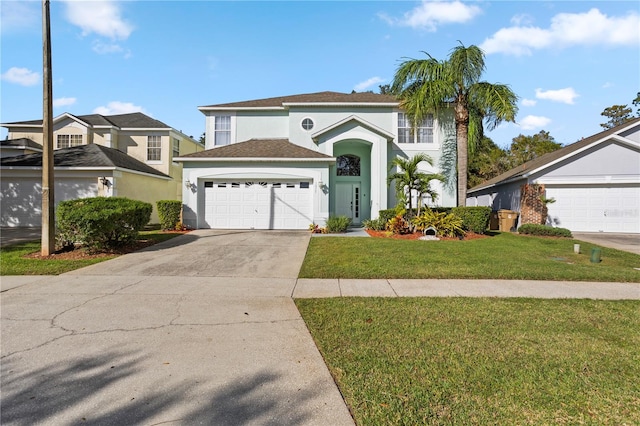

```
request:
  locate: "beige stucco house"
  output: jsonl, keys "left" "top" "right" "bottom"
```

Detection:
{"left": 1, "top": 112, "right": 204, "bottom": 226}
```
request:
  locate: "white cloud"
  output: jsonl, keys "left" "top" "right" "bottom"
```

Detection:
{"left": 521, "top": 98, "right": 537, "bottom": 107}
{"left": 0, "top": 1, "right": 39, "bottom": 34}
{"left": 481, "top": 8, "right": 640, "bottom": 55}
{"left": 1, "top": 67, "right": 40, "bottom": 86}
{"left": 518, "top": 115, "right": 551, "bottom": 130}
{"left": 93, "top": 101, "right": 147, "bottom": 115}
{"left": 602, "top": 82, "right": 613, "bottom": 89}
{"left": 92, "top": 40, "right": 124, "bottom": 55}
{"left": 379, "top": 0, "right": 481, "bottom": 31}
{"left": 510, "top": 13, "right": 534, "bottom": 26}
{"left": 53, "top": 97, "right": 77, "bottom": 108}
{"left": 354, "top": 77, "right": 386, "bottom": 92}
{"left": 63, "top": 0, "right": 134, "bottom": 40}
{"left": 535, "top": 87, "right": 579, "bottom": 105}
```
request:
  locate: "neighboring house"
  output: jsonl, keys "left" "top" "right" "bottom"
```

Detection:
{"left": 0, "top": 138, "right": 43, "bottom": 158}
{"left": 467, "top": 117, "right": 640, "bottom": 233}
{"left": 1, "top": 144, "right": 171, "bottom": 226}
{"left": 176, "top": 91, "right": 456, "bottom": 230}
{"left": 1, "top": 112, "right": 204, "bottom": 226}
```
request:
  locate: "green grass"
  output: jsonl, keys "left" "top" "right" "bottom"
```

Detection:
{"left": 299, "top": 233, "right": 640, "bottom": 282}
{"left": 296, "top": 298, "right": 640, "bottom": 425}
{"left": 0, "top": 231, "right": 183, "bottom": 276}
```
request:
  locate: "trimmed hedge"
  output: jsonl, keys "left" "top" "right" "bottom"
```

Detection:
{"left": 157, "top": 200, "right": 182, "bottom": 230}
{"left": 57, "top": 197, "right": 152, "bottom": 251}
{"left": 518, "top": 224, "right": 573, "bottom": 238}
{"left": 451, "top": 206, "right": 492, "bottom": 234}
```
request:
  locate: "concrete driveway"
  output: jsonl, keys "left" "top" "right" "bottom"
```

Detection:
{"left": 573, "top": 232, "right": 640, "bottom": 255}
{"left": 1, "top": 230, "right": 354, "bottom": 425}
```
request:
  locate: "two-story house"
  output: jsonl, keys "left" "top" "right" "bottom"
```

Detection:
{"left": 177, "top": 91, "right": 455, "bottom": 230}
{"left": 1, "top": 112, "right": 203, "bottom": 226}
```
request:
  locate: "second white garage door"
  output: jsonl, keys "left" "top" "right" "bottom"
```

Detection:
{"left": 546, "top": 186, "right": 640, "bottom": 233}
{"left": 203, "top": 180, "right": 313, "bottom": 229}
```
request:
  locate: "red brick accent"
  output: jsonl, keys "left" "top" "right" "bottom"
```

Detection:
{"left": 520, "top": 184, "right": 547, "bottom": 225}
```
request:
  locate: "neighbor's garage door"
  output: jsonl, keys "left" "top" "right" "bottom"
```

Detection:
{"left": 203, "top": 180, "right": 312, "bottom": 229}
{"left": 0, "top": 177, "right": 98, "bottom": 227}
{"left": 545, "top": 186, "right": 640, "bottom": 233}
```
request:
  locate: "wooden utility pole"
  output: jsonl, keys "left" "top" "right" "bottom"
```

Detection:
{"left": 41, "top": 0, "right": 55, "bottom": 256}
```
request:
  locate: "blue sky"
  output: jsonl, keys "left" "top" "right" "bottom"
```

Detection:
{"left": 1, "top": 0, "right": 638, "bottom": 148}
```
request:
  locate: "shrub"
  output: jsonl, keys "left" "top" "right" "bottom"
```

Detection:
{"left": 157, "top": 200, "right": 182, "bottom": 230}
{"left": 325, "top": 216, "right": 352, "bottom": 233}
{"left": 378, "top": 209, "right": 396, "bottom": 223}
{"left": 518, "top": 224, "right": 572, "bottom": 238}
{"left": 362, "top": 217, "right": 387, "bottom": 231}
{"left": 451, "top": 206, "right": 492, "bottom": 234}
{"left": 57, "top": 197, "right": 152, "bottom": 251}
{"left": 412, "top": 209, "right": 465, "bottom": 238}
{"left": 386, "top": 215, "right": 411, "bottom": 234}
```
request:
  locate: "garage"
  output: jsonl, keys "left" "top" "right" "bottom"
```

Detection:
{"left": 546, "top": 186, "right": 640, "bottom": 233}
{"left": 0, "top": 177, "right": 98, "bottom": 227}
{"left": 202, "top": 179, "right": 313, "bottom": 229}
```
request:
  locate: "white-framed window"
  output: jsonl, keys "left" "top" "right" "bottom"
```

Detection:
{"left": 214, "top": 116, "right": 231, "bottom": 146}
{"left": 172, "top": 137, "right": 180, "bottom": 158}
{"left": 301, "top": 117, "right": 314, "bottom": 131}
{"left": 56, "top": 134, "right": 82, "bottom": 148}
{"left": 398, "top": 112, "right": 434, "bottom": 144}
{"left": 147, "top": 135, "right": 162, "bottom": 161}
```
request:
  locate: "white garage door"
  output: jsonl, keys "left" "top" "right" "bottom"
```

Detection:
{"left": 1, "top": 177, "right": 99, "bottom": 227}
{"left": 203, "top": 180, "right": 313, "bottom": 230}
{"left": 546, "top": 186, "right": 640, "bottom": 233}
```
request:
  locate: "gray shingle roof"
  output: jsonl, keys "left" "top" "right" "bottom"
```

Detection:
{"left": 179, "top": 139, "right": 334, "bottom": 159}
{"left": 0, "top": 138, "right": 43, "bottom": 150}
{"left": 201, "top": 91, "right": 398, "bottom": 109}
{"left": 0, "top": 144, "right": 170, "bottom": 177}
{"left": 3, "top": 112, "right": 170, "bottom": 129}
{"left": 469, "top": 117, "right": 640, "bottom": 192}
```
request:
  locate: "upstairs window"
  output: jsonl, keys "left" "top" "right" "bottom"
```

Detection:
{"left": 336, "top": 154, "right": 361, "bottom": 176}
{"left": 57, "top": 134, "right": 82, "bottom": 148}
{"left": 147, "top": 135, "right": 162, "bottom": 161}
{"left": 172, "top": 137, "right": 180, "bottom": 158}
{"left": 214, "top": 116, "right": 231, "bottom": 146}
{"left": 398, "top": 112, "right": 434, "bottom": 144}
{"left": 301, "top": 118, "right": 314, "bottom": 131}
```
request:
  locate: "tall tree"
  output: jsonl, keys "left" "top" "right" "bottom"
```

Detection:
{"left": 507, "top": 130, "right": 562, "bottom": 166}
{"left": 388, "top": 153, "right": 442, "bottom": 214}
{"left": 467, "top": 136, "right": 509, "bottom": 188}
{"left": 391, "top": 43, "right": 518, "bottom": 206}
{"left": 600, "top": 104, "right": 634, "bottom": 129}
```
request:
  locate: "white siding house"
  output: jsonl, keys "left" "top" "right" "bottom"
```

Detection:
{"left": 467, "top": 118, "right": 640, "bottom": 233}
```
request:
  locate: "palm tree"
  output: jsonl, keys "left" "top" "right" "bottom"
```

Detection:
{"left": 388, "top": 153, "right": 442, "bottom": 215}
{"left": 391, "top": 43, "right": 518, "bottom": 206}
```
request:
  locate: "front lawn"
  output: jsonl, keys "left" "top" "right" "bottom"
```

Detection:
{"left": 296, "top": 298, "right": 640, "bottom": 425}
{"left": 0, "top": 231, "right": 185, "bottom": 276}
{"left": 299, "top": 232, "right": 640, "bottom": 282}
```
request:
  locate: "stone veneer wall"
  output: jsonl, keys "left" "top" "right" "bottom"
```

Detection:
{"left": 520, "top": 184, "right": 547, "bottom": 225}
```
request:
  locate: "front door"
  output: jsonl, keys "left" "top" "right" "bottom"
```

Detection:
{"left": 336, "top": 183, "right": 360, "bottom": 224}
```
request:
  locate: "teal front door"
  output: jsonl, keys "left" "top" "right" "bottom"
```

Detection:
{"left": 336, "top": 182, "right": 360, "bottom": 224}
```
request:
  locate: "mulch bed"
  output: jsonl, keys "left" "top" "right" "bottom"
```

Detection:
{"left": 365, "top": 229, "right": 489, "bottom": 241}
{"left": 24, "top": 230, "right": 191, "bottom": 261}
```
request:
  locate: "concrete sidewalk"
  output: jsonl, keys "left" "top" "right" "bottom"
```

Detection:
{"left": 293, "top": 278, "right": 640, "bottom": 299}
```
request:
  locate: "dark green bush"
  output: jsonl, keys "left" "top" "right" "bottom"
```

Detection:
{"left": 518, "top": 224, "right": 573, "bottom": 238}
{"left": 378, "top": 209, "right": 396, "bottom": 223}
{"left": 326, "top": 216, "right": 352, "bottom": 233}
{"left": 57, "top": 197, "right": 152, "bottom": 251}
{"left": 451, "top": 206, "right": 492, "bottom": 234}
{"left": 157, "top": 200, "right": 182, "bottom": 230}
